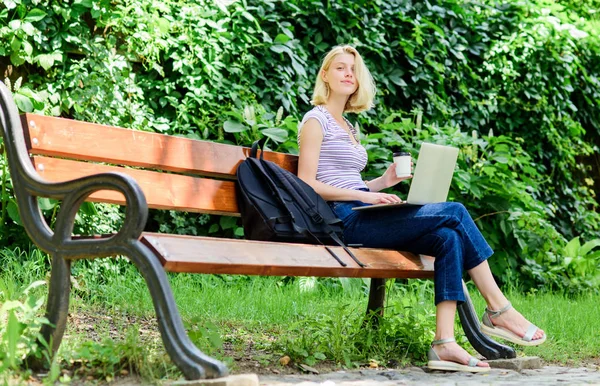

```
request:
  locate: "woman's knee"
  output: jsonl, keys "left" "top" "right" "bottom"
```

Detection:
{"left": 431, "top": 228, "right": 464, "bottom": 274}
{"left": 431, "top": 227, "right": 462, "bottom": 254}
{"left": 445, "top": 201, "right": 467, "bottom": 215}
{"left": 435, "top": 226, "right": 461, "bottom": 241}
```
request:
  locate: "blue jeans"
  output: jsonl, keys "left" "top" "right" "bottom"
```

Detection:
{"left": 329, "top": 196, "right": 493, "bottom": 305}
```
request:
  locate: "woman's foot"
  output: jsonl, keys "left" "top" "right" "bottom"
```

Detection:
{"left": 488, "top": 304, "right": 545, "bottom": 340}
{"left": 482, "top": 303, "right": 546, "bottom": 345}
{"left": 431, "top": 340, "right": 490, "bottom": 369}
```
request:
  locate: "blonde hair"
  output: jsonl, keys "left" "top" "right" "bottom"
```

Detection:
{"left": 311, "top": 45, "right": 376, "bottom": 113}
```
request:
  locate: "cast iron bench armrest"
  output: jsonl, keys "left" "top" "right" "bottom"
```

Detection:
{"left": 41, "top": 171, "right": 148, "bottom": 259}
{"left": 1, "top": 84, "right": 147, "bottom": 257}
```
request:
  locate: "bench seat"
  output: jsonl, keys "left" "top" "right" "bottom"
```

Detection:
{"left": 142, "top": 233, "right": 435, "bottom": 277}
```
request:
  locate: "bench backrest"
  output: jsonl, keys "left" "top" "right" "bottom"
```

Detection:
{"left": 22, "top": 113, "right": 298, "bottom": 216}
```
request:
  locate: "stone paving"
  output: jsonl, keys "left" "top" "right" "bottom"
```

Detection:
{"left": 258, "top": 366, "right": 600, "bottom": 385}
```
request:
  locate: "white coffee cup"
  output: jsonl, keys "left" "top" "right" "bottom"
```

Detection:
{"left": 393, "top": 151, "right": 411, "bottom": 177}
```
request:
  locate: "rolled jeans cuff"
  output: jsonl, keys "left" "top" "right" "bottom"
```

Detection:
{"left": 435, "top": 290, "right": 466, "bottom": 305}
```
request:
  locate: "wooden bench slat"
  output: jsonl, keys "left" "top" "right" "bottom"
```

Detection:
{"left": 141, "top": 233, "right": 435, "bottom": 279}
{"left": 33, "top": 156, "right": 240, "bottom": 216}
{"left": 23, "top": 113, "right": 298, "bottom": 179}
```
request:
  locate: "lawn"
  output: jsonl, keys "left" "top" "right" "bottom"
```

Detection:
{"left": 1, "top": 247, "right": 599, "bottom": 384}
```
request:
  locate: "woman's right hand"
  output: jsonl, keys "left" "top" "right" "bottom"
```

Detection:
{"left": 359, "top": 191, "right": 404, "bottom": 205}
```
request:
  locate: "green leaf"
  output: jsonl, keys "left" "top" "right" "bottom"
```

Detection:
{"left": 7, "top": 201, "right": 22, "bottom": 223}
{"left": 10, "top": 37, "right": 21, "bottom": 51}
{"left": 157, "top": 18, "right": 170, "bottom": 34}
{"left": 422, "top": 19, "right": 445, "bottom": 37}
{"left": 6, "top": 311, "right": 20, "bottom": 368}
{"left": 8, "top": 20, "right": 21, "bottom": 30}
{"left": 261, "top": 128, "right": 287, "bottom": 142}
{"left": 22, "top": 40, "right": 33, "bottom": 56}
{"left": 79, "top": 201, "right": 98, "bottom": 216}
{"left": 274, "top": 34, "right": 290, "bottom": 44}
{"left": 154, "top": 123, "right": 170, "bottom": 132}
{"left": 73, "top": 0, "right": 93, "bottom": 7}
{"left": 25, "top": 8, "right": 47, "bottom": 22}
{"left": 314, "top": 352, "right": 326, "bottom": 360}
{"left": 389, "top": 69, "right": 407, "bottom": 87}
{"left": 241, "top": 11, "right": 255, "bottom": 23}
{"left": 450, "top": 49, "right": 465, "bottom": 61}
{"left": 0, "top": 300, "right": 22, "bottom": 313}
{"left": 23, "top": 280, "right": 47, "bottom": 295}
{"left": 4, "top": 0, "right": 17, "bottom": 10}
{"left": 223, "top": 120, "right": 247, "bottom": 133}
{"left": 219, "top": 216, "right": 237, "bottom": 230}
{"left": 37, "top": 197, "right": 57, "bottom": 211}
{"left": 587, "top": 251, "right": 600, "bottom": 260}
{"left": 290, "top": 57, "right": 306, "bottom": 77}
{"left": 564, "top": 237, "right": 580, "bottom": 258}
{"left": 270, "top": 45, "right": 286, "bottom": 54}
{"left": 13, "top": 93, "right": 33, "bottom": 112}
{"left": 35, "top": 53, "right": 61, "bottom": 70}
{"left": 21, "top": 22, "right": 35, "bottom": 36}
{"left": 209, "top": 224, "right": 220, "bottom": 233}
{"left": 580, "top": 239, "right": 600, "bottom": 256}
{"left": 214, "top": 0, "right": 229, "bottom": 15}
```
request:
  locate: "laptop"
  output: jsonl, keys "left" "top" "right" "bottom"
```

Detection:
{"left": 352, "top": 142, "right": 459, "bottom": 211}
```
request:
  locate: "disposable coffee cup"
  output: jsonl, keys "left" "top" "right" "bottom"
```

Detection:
{"left": 393, "top": 151, "right": 411, "bottom": 178}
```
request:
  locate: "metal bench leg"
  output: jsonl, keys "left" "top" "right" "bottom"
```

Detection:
{"left": 458, "top": 280, "right": 516, "bottom": 359}
{"left": 365, "top": 278, "right": 386, "bottom": 326}
{"left": 27, "top": 253, "right": 71, "bottom": 369}
{"left": 128, "top": 242, "right": 228, "bottom": 380}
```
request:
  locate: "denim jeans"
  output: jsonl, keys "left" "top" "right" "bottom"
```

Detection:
{"left": 329, "top": 194, "right": 493, "bottom": 305}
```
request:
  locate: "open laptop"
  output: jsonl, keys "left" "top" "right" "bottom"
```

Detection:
{"left": 352, "top": 142, "right": 459, "bottom": 211}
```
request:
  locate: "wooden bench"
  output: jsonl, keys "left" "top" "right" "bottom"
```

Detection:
{"left": 0, "top": 85, "right": 514, "bottom": 380}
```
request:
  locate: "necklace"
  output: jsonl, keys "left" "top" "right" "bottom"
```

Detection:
{"left": 322, "top": 106, "right": 359, "bottom": 145}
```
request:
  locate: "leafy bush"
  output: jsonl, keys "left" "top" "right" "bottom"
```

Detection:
{"left": 277, "top": 281, "right": 439, "bottom": 368}
{"left": 0, "top": 247, "right": 52, "bottom": 373}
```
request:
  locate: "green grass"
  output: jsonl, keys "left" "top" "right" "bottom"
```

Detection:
{"left": 2, "top": 246, "right": 600, "bottom": 384}
{"left": 470, "top": 289, "right": 600, "bottom": 363}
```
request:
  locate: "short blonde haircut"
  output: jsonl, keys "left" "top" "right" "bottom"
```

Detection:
{"left": 311, "top": 45, "right": 376, "bottom": 113}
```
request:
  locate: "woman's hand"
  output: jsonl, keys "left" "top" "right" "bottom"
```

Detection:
{"left": 380, "top": 161, "right": 413, "bottom": 189}
{"left": 359, "top": 191, "right": 404, "bottom": 205}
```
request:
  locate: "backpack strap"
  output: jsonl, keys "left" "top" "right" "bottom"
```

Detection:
{"left": 260, "top": 156, "right": 367, "bottom": 268}
{"left": 261, "top": 160, "right": 323, "bottom": 223}
{"left": 327, "top": 231, "right": 367, "bottom": 268}
{"left": 250, "top": 137, "right": 268, "bottom": 159}
{"left": 299, "top": 227, "right": 348, "bottom": 267}
{"left": 262, "top": 159, "right": 343, "bottom": 227}
{"left": 248, "top": 153, "right": 349, "bottom": 267}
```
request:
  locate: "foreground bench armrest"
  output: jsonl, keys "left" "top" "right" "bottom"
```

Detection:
{"left": 2, "top": 85, "right": 147, "bottom": 256}
{"left": 1, "top": 84, "right": 228, "bottom": 380}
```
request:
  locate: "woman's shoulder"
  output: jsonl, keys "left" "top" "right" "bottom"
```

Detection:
{"left": 300, "top": 105, "right": 329, "bottom": 134}
{"left": 301, "top": 105, "right": 327, "bottom": 122}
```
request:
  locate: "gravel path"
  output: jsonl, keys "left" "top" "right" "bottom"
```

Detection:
{"left": 258, "top": 365, "right": 600, "bottom": 385}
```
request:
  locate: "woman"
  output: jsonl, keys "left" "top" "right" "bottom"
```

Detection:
{"left": 297, "top": 45, "right": 546, "bottom": 373}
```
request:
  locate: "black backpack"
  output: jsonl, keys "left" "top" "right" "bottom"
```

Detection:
{"left": 236, "top": 138, "right": 365, "bottom": 267}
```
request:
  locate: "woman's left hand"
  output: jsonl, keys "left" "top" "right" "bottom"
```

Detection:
{"left": 381, "top": 161, "right": 413, "bottom": 188}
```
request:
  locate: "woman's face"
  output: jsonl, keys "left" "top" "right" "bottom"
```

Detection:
{"left": 322, "top": 53, "right": 358, "bottom": 98}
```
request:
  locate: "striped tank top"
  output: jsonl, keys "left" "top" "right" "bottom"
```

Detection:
{"left": 298, "top": 105, "right": 368, "bottom": 191}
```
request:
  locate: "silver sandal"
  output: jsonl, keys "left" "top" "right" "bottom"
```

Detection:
{"left": 481, "top": 302, "right": 547, "bottom": 346}
{"left": 427, "top": 337, "right": 490, "bottom": 373}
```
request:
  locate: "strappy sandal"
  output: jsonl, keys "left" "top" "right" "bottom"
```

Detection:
{"left": 481, "top": 302, "right": 547, "bottom": 346}
{"left": 427, "top": 338, "right": 490, "bottom": 373}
